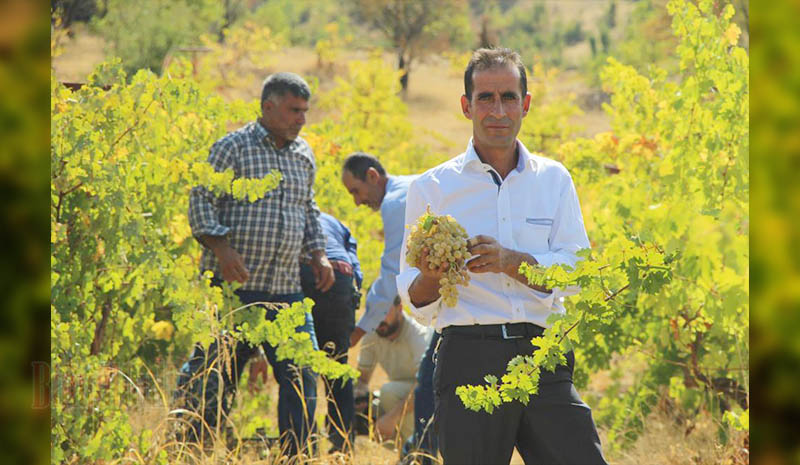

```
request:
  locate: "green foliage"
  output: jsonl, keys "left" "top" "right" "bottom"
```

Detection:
{"left": 92, "top": 0, "right": 224, "bottom": 76}
{"left": 458, "top": 0, "right": 748, "bottom": 450}
{"left": 606, "top": 0, "right": 617, "bottom": 29}
{"left": 563, "top": 20, "right": 585, "bottom": 46}
{"left": 51, "top": 61, "right": 356, "bottom": 462}
{"left": 723, "top": 407, "right": 749, "bottom": 432}
{"left": 164, "top": 20, "right": 284, "bottom": 99}
{"left": 519, "top": 61, "right": 584, "bottom": 157}
{"left": 486, "top": 1, "right": 565, "bottom": 67}
{"left": 586, "top": 0, "right": 677, "bottom": 89}
{"left": 249, "top": 0, "right": 355, "bottom": 48}
{"left": 315, "top": 23, "right": 354, "bottom": 72}
{"left": 53, "top": 0, "right": 102, "bottom": 27}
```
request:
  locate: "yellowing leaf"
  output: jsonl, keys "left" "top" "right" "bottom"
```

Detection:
{"left": 723, "top": 24, "right": 741, "bottom": 46}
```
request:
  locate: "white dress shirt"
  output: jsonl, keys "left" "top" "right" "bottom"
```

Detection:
{"left": 396, "top": 139, "right": 590, "bottom": 332}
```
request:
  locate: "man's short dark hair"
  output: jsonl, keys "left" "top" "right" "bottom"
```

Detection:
{"left": 261, "top": 72, "right": 311, "bottom": 104}
{"left": 463, "top": 47, "right": 527, "bottom": 101}
{"left": 342, "top": 152, "right": 386, "bottom": 181}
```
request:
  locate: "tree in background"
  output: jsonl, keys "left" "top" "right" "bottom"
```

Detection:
{"left": 606, "top": 0, "right": 617, "bottom": 29}
{"left": 249, "top": 0, "right": 355, "bottom": 48}
{"left": 586, "top": 0, "right": 748, "bottom": 91}
{"left": 52, "top": 0, "right": 103, "bottom": 28}
{"left": 346, "top": 0, "right": 471, "bottom": 95}
{"left": 91, "top": 0, "right": 225, "bottom": 76}
{"left": 483, "top": 0, "right": 565, "bottom": 68}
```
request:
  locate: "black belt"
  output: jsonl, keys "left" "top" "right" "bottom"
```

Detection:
{"left": 442, "top": 322, "right": 545, "bottom": 340}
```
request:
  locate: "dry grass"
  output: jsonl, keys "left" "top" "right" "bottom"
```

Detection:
{"left": 609, "top": 407, "right": 749, "bottom": 465}
{"left": 51, "top": 23, "right": 107, "bottom": 83}
{"left": 125, "top": 358, "right": 746, "bottom": 465}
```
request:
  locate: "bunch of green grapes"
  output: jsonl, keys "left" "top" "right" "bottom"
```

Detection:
{"left": 406, "top": 206, "right": 470, "bottom": 307}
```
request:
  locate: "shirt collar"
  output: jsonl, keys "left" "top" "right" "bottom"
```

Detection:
{"left": 458, "top": 138, "right": 538, "bottom": 174}
{"left": 252, "top": 120, "right": 297, "bottom": 150}
{"left": 385, "top": 174, "right": 398, "bottom": 194}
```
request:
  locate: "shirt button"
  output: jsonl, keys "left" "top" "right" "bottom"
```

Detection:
{"left": 506, "top": 282, "right": 511, "bottom": 287}
{"left": 502, "top": 217, "right": 507, "bottom": 222}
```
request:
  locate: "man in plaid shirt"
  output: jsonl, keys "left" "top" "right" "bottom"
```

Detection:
{"left": 179, "top": 72, "right": 334, "bottom": 455}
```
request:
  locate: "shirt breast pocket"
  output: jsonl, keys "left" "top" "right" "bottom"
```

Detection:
{"left": 514, "top": 217, "right": 553, "bottom": 254}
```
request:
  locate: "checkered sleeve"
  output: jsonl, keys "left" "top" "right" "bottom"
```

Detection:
{"left": 301, "top": 153, "right": 325, "bottom": 256}
{"left": 188, "top": 138, "right": 236, "bottom": 239}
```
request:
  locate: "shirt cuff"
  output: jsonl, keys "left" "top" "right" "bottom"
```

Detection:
{"left": 302, "top": 237, "right": 326, "bottom": 257}
{"left": 192, "top": 224, "right": 231, "bottom": 239}
{"left": 396, "top": 268, "right": 441, "bottom": 327}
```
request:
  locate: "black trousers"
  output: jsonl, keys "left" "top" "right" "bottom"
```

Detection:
{"left": 435, "top": 323, "right": 608, "bottom": 465}
{"left": 300, "top": 264, "right": 358, "bottom": 451}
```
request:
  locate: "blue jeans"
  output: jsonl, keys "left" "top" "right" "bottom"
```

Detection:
{"left": 403, "top": 330, "right": 440, "bottom": 464}
{"left": 176, "top": 289, "right": 318, "bottom": 456}
{"left": 300, "top": 264, "right": 358, "bottom": 452}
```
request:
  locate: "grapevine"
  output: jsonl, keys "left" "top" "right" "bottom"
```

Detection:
{"left": 406, "top": 205, "right": 470, "bottom": 307}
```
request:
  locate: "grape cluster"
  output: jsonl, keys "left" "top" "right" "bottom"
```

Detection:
{"left": 406, "top": 206, "right": 470, "bottom": 307}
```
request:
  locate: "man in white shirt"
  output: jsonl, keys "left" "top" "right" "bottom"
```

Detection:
{"left": 396, "top": 48, "right": 608, "bottom": 464}
{"left": 355, "top": 296, "right": 433, "bottom": 445}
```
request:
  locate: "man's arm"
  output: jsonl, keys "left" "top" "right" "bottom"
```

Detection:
{"left": 375, "top": 386, "right": 415, "bottom": 440}
{"left": 408, "top": 251, "right": 448, "bottom": 307}
{"left": 198, "top": 235, "right": 249, "bottom": 283}
{"left": 355, "top": 199, "right": 406, "bottom": 337}
{"left": 309, "top": 249, "right": 334, "bottom": 292}
{"left": 189, "top": 138, "right": 249, "bottom": 283}
{"left": 398, "top": 180, "right": 449, "bottom": 314}
{"left": 527, "top": 174, "right": 591, "bottom": 270}
{"left": 354, "top": 366, "right": 374, "bottom": 397}
{"left": 354, "top": 338, "right": 376, "bottom": 404}
{"left": 350, "top": 327, "right": 366, "bottom": 347}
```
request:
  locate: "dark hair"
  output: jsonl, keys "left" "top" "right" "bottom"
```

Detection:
{"left": 463, "top": 47, "right": 527, "bottom": 100}
{"left": 342, "top": 152, "right": 386, "bottom": 181}
{"left": 393, "top": 295, "right": 401, "bottom": 307}
{"left": 260, "top": 72, "right": 311, "bottom": 104}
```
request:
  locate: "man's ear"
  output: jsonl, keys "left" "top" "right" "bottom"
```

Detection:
{"left": 261, "top": 99, "right": 274, "bottom": 114}
{"left": 522, "top": 92, "right": 532, "bottom": 117}
{"left": 366, "top": 167, "right": 380, "bottom": 183}
{"left": 460, "top": 94, "right": 472, "bottom": 119}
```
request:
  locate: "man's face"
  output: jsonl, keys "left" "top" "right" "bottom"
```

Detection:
{"left": 375, "top": 303, "right": 402, "bottom": 338}
{"left": 461, "top": 65, "right": 531, "bottom": 151}
{"left": 342, "top": 168, "right": 384, "bottom": 211}
{"left": 261, "top": 93, "right": 309, "bottom": 148}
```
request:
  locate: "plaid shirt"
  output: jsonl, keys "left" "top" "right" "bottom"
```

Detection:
{"left": 189, "top": 121, "right": 326, "bottom": 293}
